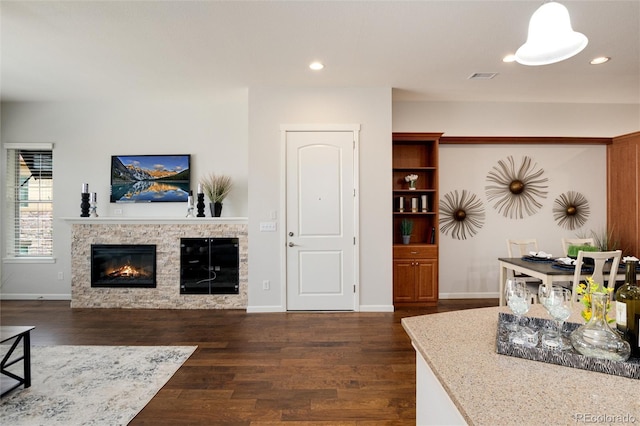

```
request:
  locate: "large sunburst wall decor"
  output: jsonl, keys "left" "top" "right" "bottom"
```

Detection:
{"left": 485, "top": 155, "right": 548, "bottom": 219}
{"left": 553, "top": 191, "right": 590, "bottom": 230}
{"left": 439, "top": 190, "right": 485, "bottom": 240}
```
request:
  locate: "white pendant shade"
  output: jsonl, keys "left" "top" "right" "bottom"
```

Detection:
{"left": 515, "top": 2, "right": 588, "bottom": 66}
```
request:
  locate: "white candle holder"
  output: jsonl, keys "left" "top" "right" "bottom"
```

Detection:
{"left": 186, "top": 195, "right": 195, "bottom": 218}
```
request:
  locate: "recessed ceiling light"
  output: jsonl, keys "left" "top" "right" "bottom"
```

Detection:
{"left": 503, "top": 54, "right": 517, "bottom": 63}
{"left": 590, "top": 56, "right": 611, "bottom": 65}
{"left": 309, "top": 62, "right": 324, "bottom": 71}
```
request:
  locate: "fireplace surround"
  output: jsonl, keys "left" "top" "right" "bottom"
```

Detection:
{"left": 67, "top": 218, "right": 248, "bottom": 309}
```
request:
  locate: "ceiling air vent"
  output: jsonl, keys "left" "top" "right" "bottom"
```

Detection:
{"left": 468, "top": 72, "right": 498, "bottom": 80}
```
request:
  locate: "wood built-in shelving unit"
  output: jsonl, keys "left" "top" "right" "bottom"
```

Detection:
{"left": 392, "top": 132, "right": 441, "bottom": 306}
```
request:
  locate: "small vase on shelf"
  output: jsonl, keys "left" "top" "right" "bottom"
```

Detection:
{"left": 570, "top": 292, "right": 631, "bottom": 362}
{"left": 210, "top": 202, "right": 223, "bottom": 217}
{"left": 409, "top": 181, "right": 416, "bottom": 190}
{"left": 402, "top": 235, "right": 411, "bottom": 245}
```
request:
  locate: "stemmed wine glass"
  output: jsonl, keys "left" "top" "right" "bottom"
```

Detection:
{"left": 505, "top": 278, "right": 530, "bottom": 332}
{"left": 539, "top": 285, "right": 573, "bottom": 350}
{"left": 505, "top": 278, "right": 537, "bottom": 346}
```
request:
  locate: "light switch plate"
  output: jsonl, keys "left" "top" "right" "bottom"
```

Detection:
{"left": 259, "top": 222, "right": 277, "bottom": 232}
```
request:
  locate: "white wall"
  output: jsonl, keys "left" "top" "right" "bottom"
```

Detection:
{"left": 1, "top": 90, "right": 248, "bottom": 299}
{"left": 393, "top": 101, "right": 640, "bottom": 137}
{"left": 247, "top": 87, "right": 392, "bottom": 312}
{"left": 393, "top": 100, "right": 638, "bottom": 298}
{"left": 2, "top": 94, "right": 638, "bottom": 303}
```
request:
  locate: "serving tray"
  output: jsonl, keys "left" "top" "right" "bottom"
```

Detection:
{"left": 496, "top": 313, "right": 640, "bottom": 380}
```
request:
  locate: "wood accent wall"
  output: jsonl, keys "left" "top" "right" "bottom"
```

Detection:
{"left": 608, "top": 131, "right": 640, "bottom": 256}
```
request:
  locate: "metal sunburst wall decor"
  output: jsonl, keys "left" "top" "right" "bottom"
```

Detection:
{"left": 439, "top": 189, "right": 485, "bottom": 240}
{"left": 553, "top": 191, "right": 590, "bottom": 230}
{"left": 485, "top": 155, "right": 548, "bottom": 219}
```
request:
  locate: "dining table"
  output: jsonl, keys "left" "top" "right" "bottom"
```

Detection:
{"left": 498, "top": 256, "right": 634, "bottom": 306}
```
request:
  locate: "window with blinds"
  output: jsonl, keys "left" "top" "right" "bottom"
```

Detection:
{"left": 5, "top": 144, "right": 53, "bottom": 257}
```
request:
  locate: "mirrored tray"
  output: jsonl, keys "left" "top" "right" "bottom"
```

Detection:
{"left": 496, "top": 312, "right": 640, "bottom": 380}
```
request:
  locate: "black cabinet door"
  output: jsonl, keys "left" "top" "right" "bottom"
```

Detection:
{"left": 180, "top": 238, "right": 239, "bottom": 295}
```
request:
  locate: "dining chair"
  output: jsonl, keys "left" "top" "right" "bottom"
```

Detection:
{"left": 570, "top": 250, "right": 622, "bottom": 303}
{"left": 561, "top": 237, "right": 596, "bottom": 256}
{"left": 506, "top": 238, "right": 539, "bottom": 257}
{"left": 506, "top": 238, "right": 541, "bottom": 304}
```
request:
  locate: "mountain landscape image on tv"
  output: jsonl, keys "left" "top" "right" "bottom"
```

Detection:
{"left": 110, "top": 154, "right": 190, "bottom": 203}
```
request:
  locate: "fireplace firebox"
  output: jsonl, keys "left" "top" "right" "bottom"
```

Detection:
{"left": 91, "top": 244, "right": 156, "bottom": 288}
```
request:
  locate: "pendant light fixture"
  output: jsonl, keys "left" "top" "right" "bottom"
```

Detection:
{"left": 515, "top": 1, "right": 588, "bottom": 66}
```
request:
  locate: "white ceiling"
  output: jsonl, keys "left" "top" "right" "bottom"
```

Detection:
{"left": 1, "top": 0, "right": 639, "bottom": 104}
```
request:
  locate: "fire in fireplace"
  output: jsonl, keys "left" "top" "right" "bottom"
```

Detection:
{"left": 91, "top": 244, "right": 156, "bottom": 288}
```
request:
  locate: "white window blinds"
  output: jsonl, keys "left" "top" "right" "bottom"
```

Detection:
{"left": 5, "top": 143, "right": 54, "bottom": 257}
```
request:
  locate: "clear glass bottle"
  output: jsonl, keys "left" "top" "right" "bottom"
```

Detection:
{"left": 615, "top": 260, "right": 640, "bottom": 357}
{"left": 570, "top": 292, "right": 631, "bottom": 362}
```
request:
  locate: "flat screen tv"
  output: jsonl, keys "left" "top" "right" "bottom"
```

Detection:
{"left": 110, "top": 154, "right": 190, "bottom": 203}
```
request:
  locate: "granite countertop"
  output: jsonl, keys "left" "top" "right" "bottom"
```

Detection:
{"left": 402, "top": 304, "right": 640, "bottom": 425}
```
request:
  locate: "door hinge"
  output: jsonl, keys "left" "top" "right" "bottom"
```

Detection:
{"left": 353, "top": 188, "right": 356, "bottom": 197}
{"left": 353, "top": 237, "right": 356, "bottom": 245}
{"left": 353, "top": 284, "right": 356, "bottom": 293}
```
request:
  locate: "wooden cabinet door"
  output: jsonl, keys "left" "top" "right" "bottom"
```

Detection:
{"left": 393, "top": 259, "right": 416, "bottom": 302}
{"left": 415, "top": 259, "right": 437, "bottom": 303}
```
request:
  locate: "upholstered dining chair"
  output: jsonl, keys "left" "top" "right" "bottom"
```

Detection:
{"left": 570, "top": 250, "right": 622, "bottom": 303}
{"left": 561, "top": 237, "right": 596, "bottom": 256}
{"left": 506, "top": 238, "right": 541, "bottom": 304}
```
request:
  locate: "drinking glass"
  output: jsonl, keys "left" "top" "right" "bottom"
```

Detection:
{"left": 541, "top": 286, "right": 572, "bottom": 350}
{"left": 505, "top": 278, "right": 530, "bottom": 332}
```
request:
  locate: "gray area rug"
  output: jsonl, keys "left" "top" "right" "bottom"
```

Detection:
{"left": 0, "top": 345, "right": 196, "bottom": 425}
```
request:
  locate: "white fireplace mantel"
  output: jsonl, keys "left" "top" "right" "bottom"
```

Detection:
{"left": 61, "top": 216, "right": 248, "bottom": 225}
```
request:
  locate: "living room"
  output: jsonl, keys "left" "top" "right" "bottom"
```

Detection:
{"left": 1, "top": 1, "right": 639, "bottom": 313}
{"left": 2, "top": 1, "right": 640, "bottom": 423}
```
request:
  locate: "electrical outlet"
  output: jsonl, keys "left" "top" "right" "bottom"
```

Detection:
{"left": 262, "top": 280, "right": 270, "bottom": 290}
{"left": 114, "top": 208, "right": 123, "bottom": 215}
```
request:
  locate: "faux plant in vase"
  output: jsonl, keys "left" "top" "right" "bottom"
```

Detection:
{"left": 401, "top": 219, "right": 413, "bottom": 245}
{"left": 201, "top": 173, "right": 232, "bottom": 217}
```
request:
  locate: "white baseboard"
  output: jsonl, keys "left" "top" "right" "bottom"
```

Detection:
{"left": 247, "top": 304, "right": 395, "bottom": 313}
{"left": 439, "top": 292, "right": 499, "bottom": 299}
{"left": 246, "top": 305, "right": 286, "bottom": 313}
{"left": 359, "top": 304, "right": 395, "bottom": 312}
{"left": 0, "top": 293, "right": 71, "bottom": 300}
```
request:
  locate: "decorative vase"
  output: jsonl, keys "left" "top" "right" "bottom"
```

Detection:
{"left": 210, "top": 202, "right": 223, "bottom": 217}
{"left": 402, "top": 235, "right": 411, "bottom": 245}
{"left": 409, "top": 181, "right": 416, "bottom": 190}
{"left": 569, "top": 292, "right": 631, "bottom": 362}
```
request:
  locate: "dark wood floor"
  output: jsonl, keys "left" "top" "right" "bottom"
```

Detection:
{"left": 1, "top": 299, "right": 496, "bottom": 425}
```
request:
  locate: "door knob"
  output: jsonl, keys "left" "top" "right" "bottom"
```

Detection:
{"left": 288, "top": 242, "right": 296, "bottom": 247}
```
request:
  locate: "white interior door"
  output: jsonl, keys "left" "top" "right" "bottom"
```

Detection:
{"left": 285, "top": 129, "right": 357, "bottom": 311}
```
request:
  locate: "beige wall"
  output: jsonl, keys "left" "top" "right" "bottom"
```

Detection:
{"left": 247, "top": 87, "right": 393, "bottom": 311}
{"left": 394, "top": 100, "right": 638, "bottom": 298}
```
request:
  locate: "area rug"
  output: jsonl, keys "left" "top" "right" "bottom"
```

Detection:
{"left": 0, "top": 345, "right": 196, "bottom": 425}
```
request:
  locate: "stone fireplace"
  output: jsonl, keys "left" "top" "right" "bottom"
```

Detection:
{"left": 67, "top": 218, "right": 247, "bottom": 309}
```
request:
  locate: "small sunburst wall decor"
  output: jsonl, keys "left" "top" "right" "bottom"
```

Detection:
{"left": 553, "top": 191, "right": 590, "bottom": 230}
{"left": 439, "top": 190, "right": 485, "bottom": 240}
{"left": 485, "top": 155, "right": 548, "bottom": 219}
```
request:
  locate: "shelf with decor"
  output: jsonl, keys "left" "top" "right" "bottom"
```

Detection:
{"left": 392, "top": 132, "right": 441, "bottom": 307}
